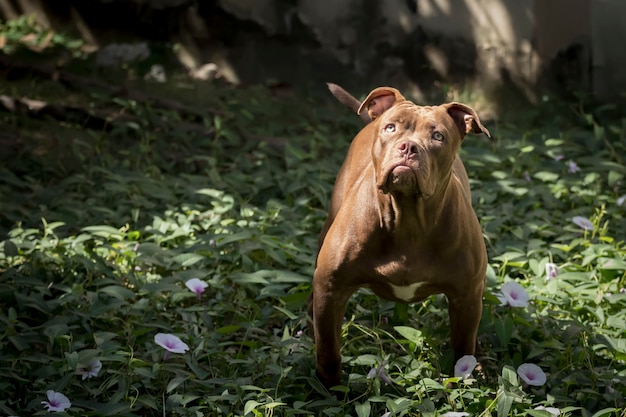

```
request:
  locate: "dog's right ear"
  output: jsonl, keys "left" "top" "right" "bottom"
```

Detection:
{"left": 358, "top": 87, "right": 405, "bottom": 121}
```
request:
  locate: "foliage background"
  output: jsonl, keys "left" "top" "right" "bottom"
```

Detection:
{"left": 0, "top": 19, "right": 625, "bottom": 417}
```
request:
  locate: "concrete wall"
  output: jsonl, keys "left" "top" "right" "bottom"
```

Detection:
{"left": 220, "top": 0, "right": 625, "bottom": 100}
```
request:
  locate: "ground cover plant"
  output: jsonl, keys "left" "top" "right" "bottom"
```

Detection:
{"left": 0, "top": 20, "right": 625, "bottom": 417}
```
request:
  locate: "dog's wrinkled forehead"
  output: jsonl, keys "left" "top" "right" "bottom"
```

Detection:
{"left": 378, "top": 102, "right": 458, "bottom": 133}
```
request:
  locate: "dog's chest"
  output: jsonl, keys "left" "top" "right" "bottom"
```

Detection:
{"left": 388, "top": 281, "right": 427, "bottom": 301}
{"left": 367, "top": 250, "right": 450, "bottom": 302}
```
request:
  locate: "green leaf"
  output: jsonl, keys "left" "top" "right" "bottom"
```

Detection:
{"left": 166, "top": 376, "right": 188, "bottom": 393}
{"left": 419, "top": 378, "right": 444, "bottom": 390}
{"left": 81, "top": 225, "right": 125, "bottom": 240}
{"left": 608, "top": 170, "right": 623, "bottom": 187}
{"left": 496, "top": 390, "right": 513, "bottom": 417}
{"left": 99, "top": 285, "right": 135, "bottom": 301}
{"left": 172, "top": 253, "right": 205, "bottom": 267}
{"left": 597, "top": 257, "right": 626, "bottom": 270}
{"left": 394, "top": 326, "right": 423, "bottom": 345}
{"left": 232, "top": 272, "right": 270, "bottom": 285}
{"left": 64, "top": 351, "right": 79, "bottom": 369}
{"left": 526, "top": 410, "right": 555, "bottom": 417}
{"left": 493, "top": 251, "right": 525, "bottom": 262}
{"left": 216, "top": 231, "right": 254, "bottom": 245}
{"left": 81, "top": 401, "right": 133, "bottom": 415}
{"left": 590, "top": 408, "right": 618, "bottom": 417}
{"left": 265, "top": 401, "right": 287, "bottom": 411}
{"left": 186, "top": 358, "right": 211, "bottom": 379}
{"left": 354, "top": 401, "right": 371, "bottom": 417}
{"left": 273, "top": 305, "right": 297, "bottom": 320}
{"left": 8, "top": 335, "right": 30, "bottom": 351}
{"left": 216, "top": 325, "right": 241, "bottom": 335}
{"left": 330, "top": 384, "right": 350, "bottom": 394}
{"left": 273, "top": 270, "right": 310, "bottom": 283}
{"left": 2, "top": 240, "right": 18, "bottom": 257}
{"left": 77, "top": 349, "right": 101, "bottom": 364}
{"left": 500, "top": 365, "right": 519, "bottom": 386}
{"left": 494, "top": 316, "right": 514, "bottom": 347}
{"left": 533, "top": 171, "right": 559, "bottom": 182}
{"left": 44, "top": 323, "right": 70, "bottom": 341}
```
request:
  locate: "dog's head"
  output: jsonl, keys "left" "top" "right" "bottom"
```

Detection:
{"left": 357, "top": 87, "right": 490, "bottom": 199}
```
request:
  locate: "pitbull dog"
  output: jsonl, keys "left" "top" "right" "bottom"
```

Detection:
{"left": 308, "top": 84, "right": 490, "bottom": 388}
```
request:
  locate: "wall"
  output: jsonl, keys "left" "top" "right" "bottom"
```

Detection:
{"left": 591, "top": 0, "right": 626, "bottom": 100}
{"left": 1, "top": 0, "right": 625, "bottom": 101}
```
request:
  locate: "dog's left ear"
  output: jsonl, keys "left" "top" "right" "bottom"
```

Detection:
{"left": 358, "top": 87, "right": 406, "bottom": 121}
{"left": 443, "top": 102, "right": 491, "bottom": 139}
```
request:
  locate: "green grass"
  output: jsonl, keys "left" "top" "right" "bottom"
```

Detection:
{"left": 0, "top": 26, "right": 625, "bottom": 416}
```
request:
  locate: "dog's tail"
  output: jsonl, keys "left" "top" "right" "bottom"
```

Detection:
{"left": 326, "top": 82, "right": 371, "bottom": 124}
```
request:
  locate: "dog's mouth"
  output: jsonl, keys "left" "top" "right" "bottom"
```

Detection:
{"left": 379, "top": 163, "right": 420, "bottom": 195}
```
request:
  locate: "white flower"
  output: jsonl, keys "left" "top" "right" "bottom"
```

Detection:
{"left": 517, "top": 363, "right": 547, "bottom": 386}
{"left": 155, "top": 333, "right": 189, "bottom": 360}
{"left": 534, "top": 406, "right": 560, "bottom": 416}
{"left": 441, "top": 412, "right": 470, "bottom": 417}
{"left": 454, "top": 355, "right": 477, "bottom": 379}
{"left": 572, "top": 216, "right": 593, "bottom": 231}
{"left": 77, "top": 359, "right": 102, "bottom": 380}
{"left": 545, "top": 263, "right": 559, "bottom": 280}
{"left": 41, "top": 390, "right": 71, "bottom": 412}
{"left": 185, "top": 278, "right": 209, "bottom": 300}
{"left": 617, "top": 195, "right": 626, "bottom": 207}
{"left": 497, "top": 282, "right": 529, "bottom": 307}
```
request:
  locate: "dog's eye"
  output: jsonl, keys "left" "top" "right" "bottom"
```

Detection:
{"left": 383, "top": 123, "right": 396, "bottom": 133}
{"left": 432, "top": 132, "right": 444, "bottom": 141}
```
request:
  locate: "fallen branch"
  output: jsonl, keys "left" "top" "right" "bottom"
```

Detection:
{"left": 0, "top": 94, "right": 217, "bottom": 138}
{"left": 0, "top": 95, "right": 112, "bottom": 131}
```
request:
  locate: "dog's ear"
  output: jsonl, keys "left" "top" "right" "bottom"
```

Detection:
{"left": 358, "top": 87, "right": 405, "bottom": 121}
{"left": 443, "top": 102, "right": 491, "bottom": 139}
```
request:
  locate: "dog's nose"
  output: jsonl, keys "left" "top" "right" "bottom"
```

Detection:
{"left": 398, "top": 141, "right": 418, "bottom": 157}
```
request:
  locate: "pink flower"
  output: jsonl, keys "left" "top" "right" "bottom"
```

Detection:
{"left": 41, "top": 390, "right": 71, "bottom": 412}
{"left": 77, "top": 359, "right": 102, "bottom": 380}
{"left": 155, "top": 333, "right": 189, "bottom": 360}
{"left": 185, "top": 278, "right": 208, "bottom": 300}
{"left": 454, "top": 355, "right": 477, "bottom": 379}
{"left": 517, "top": 363, "right": 547, "bottom": 386}
{"left": 545, "top": 263, "right": 559, "bottom": 280}
{"left": 572, "top": 216, "right": 593, "bottom": 231}
{"left": 497, "top": 282, "right": 529, "bottom": 307}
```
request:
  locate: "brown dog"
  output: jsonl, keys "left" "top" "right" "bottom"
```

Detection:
{"left": 308, "top": 84, "right": 490, "bottom": 388}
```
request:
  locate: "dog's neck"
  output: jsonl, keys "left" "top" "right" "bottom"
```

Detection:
{"left": 376, "top": 171, "right": 454, "bottom": 237}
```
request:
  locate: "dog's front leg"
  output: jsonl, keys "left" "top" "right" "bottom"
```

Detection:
{"left": 310, "top": 268, "right": 352, "bottom": 388}
{"left": 447, "top": 283, "right": 484, "bottom": 361}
